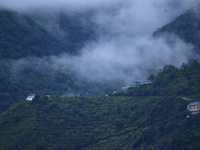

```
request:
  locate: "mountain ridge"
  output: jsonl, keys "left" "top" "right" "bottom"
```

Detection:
{"left": 1, "top": 5, "right": 200, "bottom": 149}
{"left": 0, "top": 9, "right": 95, "bottom": 59}
{"left": 153, "top": 4, "right": 200, "bottom": 54}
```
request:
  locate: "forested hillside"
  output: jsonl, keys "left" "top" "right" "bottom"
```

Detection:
{"left": 153, "top": 4, "right": 200, "bottom": 54}
{"left": 0, "top": 59, "right": 121, "bottom": 114}
{"left": 1, "top": 3, "right": 200, "bottom": 149}
{"left": 0, "top": 9, "right": 95, "bottom": 59}
{"left": 0, "top": 4, "right": 200, "bottom": 114}
{"left": 0, "top": 9, "right": 98, "bottom": 114}
{"left": 1, "top": 3, "right": 200, "bottom": 116}
{"left": 1, "top": 60, "right": 200, "bottom": 149}
{"left": 0, "top": 89, "right": 198, "bottom": 149}
{"left": 116, "top": 60, "right": 200, "bottom": 99}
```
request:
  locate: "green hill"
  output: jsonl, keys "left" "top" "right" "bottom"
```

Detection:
{"left": 0, "top": 9, "right": 96, "bottom": 114}
{"left": 2, "top": 6, "right": 200, "bottom": 150}
{"left": 0, "top": 60, "right": 121, "bottom": 114}
{"left": 0, "top": 92, "right": 198, "bottom": 150}
{"left": 0, "top": 9, "right": 95, "bottom": 59}
{"left": 1, "top": 60, "right": 200, "bottom": 150}
{"left": 153, "top": 4, "right": 200, "bottom": 53}
{"left": 116, "top": 60, "right": 200, "bottom": 99}
{"left": 0, "top": 9, "right": 64, "bottom": 59}
{"left": 2, "top": 4, "right": 200, "bottom": 116}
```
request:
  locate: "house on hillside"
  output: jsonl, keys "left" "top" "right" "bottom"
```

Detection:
{"left": 140, "top": 80, "right": 151, "bottom": 85}
{"left": 122, "top": 80, "right": 151, "bottom": 91}
{"left": 187, "top": 99, "right": 200, "bottom": 115}
{"left": 26, "top": 94, "right": 35, "bottom": 101}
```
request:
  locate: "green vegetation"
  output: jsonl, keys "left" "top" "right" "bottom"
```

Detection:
{"left": 116, "top": 60, "right": 200, "bottom": 98}
{"left": 0, "top": 9, "right": 95, "bottom": 59}
{"left": 0, "top": 58, "right": 122, "bottom": 114}
{"left": 153, "top": 4, "right": 200, "bottom": 53}
{"left": 1, "top": 5, "right": 200, "bottom": 150}
{"left": 0, "top": 60, "right": 200, "bottom": 149}
{"left": 2, "top": 4, "right": 200, "bottom": 115}
{"left": 0, "top": 95, "right": 190, "bottom": 150}
{"left": 0, "top": 9, "right": 98, "bottom": 113}
{"left": 0, "top": 60, "right": 75, "bottom": 113}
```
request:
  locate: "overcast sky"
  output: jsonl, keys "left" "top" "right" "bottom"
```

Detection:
{"left": 6, "top": 0, "right": 200, "bottom": 86}
{"left": 0, "top": 0, "right": 199, "bottom": 12}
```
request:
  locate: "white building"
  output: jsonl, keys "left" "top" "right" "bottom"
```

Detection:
{"left": 26, "top": 94, "right": 35, "bottom": 101}
{"left": 187, "top": 99, "right": 200, "bottom": 115}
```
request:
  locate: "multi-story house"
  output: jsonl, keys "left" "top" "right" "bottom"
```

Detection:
{"left": 187, "top": 99, "right": 200, "bottom": 115}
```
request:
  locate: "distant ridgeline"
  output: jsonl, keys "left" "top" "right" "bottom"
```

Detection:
{"left": 0, "top": 9, "right": 95, "bottom": 59}
{"left": 1, "top": 4, "right": 200, "bottom": 150}
{"left": 122, "top": 80, "right": 151, "bottom": 91}
{"left": 153, "top": 4, "right": 200, "bottom": 54}
{"left": 0, "top": 9, "right": 97, "bottom": 114}
{"left": 2, "top": 3, "right": 200, "bottom": 118}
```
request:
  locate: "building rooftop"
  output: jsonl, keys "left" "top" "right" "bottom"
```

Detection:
{"left": 187, "top": 99, "right": 200, "bottom": 102}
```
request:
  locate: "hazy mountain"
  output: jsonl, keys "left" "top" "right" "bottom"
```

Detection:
{"left": 1, "top": 3, "right": 200, "bottom": 114}
{"left": 153, "top": 4, "right": 200, "bottom": 54}
{"left": 0, "top": 9, "right": 98, "bottom": 114}
{"left": 0, "top": 9, "right": 95, "bottom": 59}
{"left": 1, "top": 2, "right": 200, "bottom": 149}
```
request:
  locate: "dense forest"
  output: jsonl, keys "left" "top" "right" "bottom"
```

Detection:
{"left": 1, "top": 4, "right": 200, "bottom": 114}
{"left": 0, "top": 58, "right": 122, "bottom": 114}
{"left": 0, "top": 60, "right": 200, "bottom": 150}
{"left": 153, "top": 4, "right": 200, "bottom": 54}
{"left": 0, "top": 9, "right": 102, "bottom": 114}
{"left": 0, "top": 9, "right": 95, "bottom": 59}
{"left": 116, "top": 60, "right": 200, "bottom": 98}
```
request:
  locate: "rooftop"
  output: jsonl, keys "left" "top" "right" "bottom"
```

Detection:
{"left": 187, "top": 99, "right": 200, "bottom": 102}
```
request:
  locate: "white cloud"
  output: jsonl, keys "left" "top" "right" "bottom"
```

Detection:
{"left": 7, "top": 0, "right": 199, "bottom": 85}
{"left": 47, "top": 34, "right": 193, "bottom": 83}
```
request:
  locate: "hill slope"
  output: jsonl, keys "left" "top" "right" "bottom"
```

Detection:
{"left": 153, "top": 4, "right": 200, "bottom": 53}
{"left": 113, "top": 60, "right": 200, "bottom": 100}
{"left": 0, "top": 9, "right": 97, "bottom": 114}
{"left": 0, "top": 9, "right": 95, "bottom": 59}
{"left": 1, "top": 60, "right": 200, "bottom": 149}
{"left": 0, "top": 95, "right": 192, "bottom": 150}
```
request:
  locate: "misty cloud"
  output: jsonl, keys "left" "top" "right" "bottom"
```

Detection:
{"left": 55, "top": 34, "right": 193, "bottom": 81}
{"left": 10, "top": 34, "right": 193, "bottom": 84}
{"left": 5, "top": 0, "right": 199, "bottom": 86}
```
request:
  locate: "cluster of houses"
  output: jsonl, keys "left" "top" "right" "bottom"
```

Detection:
{"left": 122, "top": 80, "right": 151, "bottom": 91}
